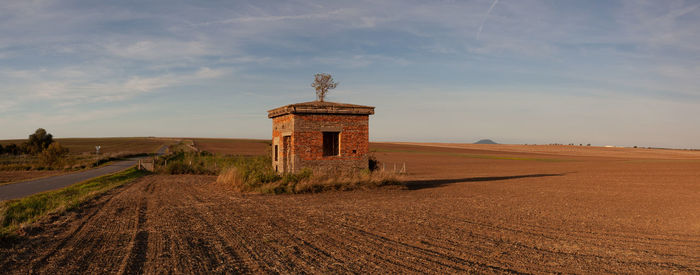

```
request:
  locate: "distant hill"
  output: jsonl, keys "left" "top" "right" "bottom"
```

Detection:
{"left": 474, "top": 139, "right": 498, "bottom": 144}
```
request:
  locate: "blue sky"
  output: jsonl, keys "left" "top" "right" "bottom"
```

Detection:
{"left": 1, "top": 0, "right": 699, "bottom": 148}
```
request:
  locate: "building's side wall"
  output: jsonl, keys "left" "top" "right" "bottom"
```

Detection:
{"left": 271, "top": 115, "right": 294, "bottom": 173}
{"left": 291, "top": 114, "right": 369, "bottom": 173}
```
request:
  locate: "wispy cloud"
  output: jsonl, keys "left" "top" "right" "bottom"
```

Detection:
{"left": 1, "top": 1, "right": 699, "bottom": 147}
{"left": 196, "top": 9, "right": 348, "bottom": 26}
{"left": 22, "top": 104, "right": 147, "bottom": 125}
{"left": 476, "top": 0, "right": 499, "bottom": 40}
{"left": 103, "top": 40, "right": 214, "bottom": 60}
{"left": 0, "top": 66, "right": 228, "bottom": 109}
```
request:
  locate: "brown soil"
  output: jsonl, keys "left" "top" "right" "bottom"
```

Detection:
{"left": 0, "top": 171, "right": 67, "bottom": 185}
{"left": 1, "top": 142, "right": 699, "bottom": 273}
{"left": 394, "top": 142, "right": 700, "bottom": 159}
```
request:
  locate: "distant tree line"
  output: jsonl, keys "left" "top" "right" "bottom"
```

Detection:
{"left": 0, "top": 129, "right": 68, "bottom": 163}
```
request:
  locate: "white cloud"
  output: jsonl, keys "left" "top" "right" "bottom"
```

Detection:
{"left": 210, "top": 9, "right": 348, "bottom": 24}
{"left": 4, "top": 104, "right": 147, "bottom": 127}
{"left": 195, "top": 67, "right": 226, "bottom": 79}
{"left": 104, "top": 40, "right": 213, "bottom": 60}
{"left": 618, "top": 0, "right": 700, "bottom": 51}
{"left": 0, "top": 100, "right": 17, "bottom": 112}
{"left": 0, "top": 66, "right": 228, "bottom": 111}
{"left": 123, "top": 76, "right": 177, "bottom": 93}
{"left": 313, "top": 55, "right": 411, "bottom": 68}
{"left": 656, "top": 64, "right": 700, "bottom": 80}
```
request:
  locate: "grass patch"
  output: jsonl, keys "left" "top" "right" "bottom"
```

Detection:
{"left": 0, "top": 168, "right": 148, "bottom": 238}
{"left": 217, "top": 164, "right": 402, "bottom": 194}
{"left": 167, "top": 140, "right": 198, "bottom": 153}
{"left": 159, "top": 147, "right": 403, "bottom": 194}
{"left": 156, "top": 151, "right": 252, "bottom": 175}
{"left": 372, "top": 148, "right": 570, "bottom": 162}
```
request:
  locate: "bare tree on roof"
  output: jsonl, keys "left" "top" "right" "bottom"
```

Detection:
{"left": 311, "top": 73, "right": 338, "bottom": 102}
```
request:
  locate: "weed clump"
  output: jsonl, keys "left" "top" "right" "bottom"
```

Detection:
{"left": 217, "top": 165, "right": 401, "bottom": 195}
{"left": 158, "top": 146, "right": 403, "bottom": 194}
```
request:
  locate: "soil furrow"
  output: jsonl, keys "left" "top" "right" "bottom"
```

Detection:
{"left": 2, "top": 161, "right": 698, "bottom": 275}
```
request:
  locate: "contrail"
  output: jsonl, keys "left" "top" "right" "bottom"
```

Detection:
{"left": 476, "top": 0, "right": 499, "bottom": 40}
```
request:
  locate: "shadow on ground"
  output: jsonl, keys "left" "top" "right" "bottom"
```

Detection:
{"left": 404, "top": 173, "right": 569, "bottom": 190}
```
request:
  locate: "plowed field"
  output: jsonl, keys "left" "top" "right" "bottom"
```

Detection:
{"left": 1, "top": 143, "right": 699, "bottom": 273}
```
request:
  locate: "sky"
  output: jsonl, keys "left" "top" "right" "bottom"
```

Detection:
{"left": 1, "top": 0, "right": 699, "bottom": 148}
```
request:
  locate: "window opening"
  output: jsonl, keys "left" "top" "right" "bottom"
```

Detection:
{"left": 323, "top": 132, "right": 340, "bottom": 156}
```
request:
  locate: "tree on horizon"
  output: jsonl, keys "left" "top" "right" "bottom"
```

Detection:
{"left": 25, "top": 128, "right": 54, "bottom": 155}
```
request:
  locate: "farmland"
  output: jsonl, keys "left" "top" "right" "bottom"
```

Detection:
{"left": 1, "top": 140, "right": 699, "bottom": 273}
{"left": 0, "top": 137, "right": 173, "bottom": 155}
{"left": 0, "top": 137, "right": 174, "bottom": 185}
{"left": 193, "top": 138, "right": 270, "bottom": 156}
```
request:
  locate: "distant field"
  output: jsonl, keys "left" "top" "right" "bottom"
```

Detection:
{"left": 193, "top": 138, "right": 269, "bottom": 156}
{"left": 55, "top": 137, "right": 174, "bottom": 154}
{"left": 0, "top": 137, "right": 174, "bottom": 155}
{"left": 393, "top": 142, "right": 700, "bottom": 160}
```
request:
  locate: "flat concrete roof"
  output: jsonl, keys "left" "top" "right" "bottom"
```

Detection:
{"left": 268, "top": 101, "right": 375, "bottom": 118}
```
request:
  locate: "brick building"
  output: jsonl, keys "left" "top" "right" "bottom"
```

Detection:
{"left": 268, "top": 101, "right": 375, "bottom": 174}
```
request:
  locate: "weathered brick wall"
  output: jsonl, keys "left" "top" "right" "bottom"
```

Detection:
{"left": 271, "top": 113, "right": 369, "bottom": 173}
{"left": 271, "top": 115, "right": 293, "bottom": 173}
{"left": 293, "top": 114, "right": 369, "bottom": 173}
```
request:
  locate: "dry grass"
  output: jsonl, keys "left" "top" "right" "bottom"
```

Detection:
{"left": 290, "top": 170, "right": 403, "bottom": 193}
{"left": 217, "top": 167, "right": 402, "bottom": 194}
{"left": 216, "top": 166, "right": 243, "bottom": 191}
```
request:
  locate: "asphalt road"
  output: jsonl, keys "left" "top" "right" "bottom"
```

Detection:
{"left": 0, "top": 146, "right": 168, "bottom": 202}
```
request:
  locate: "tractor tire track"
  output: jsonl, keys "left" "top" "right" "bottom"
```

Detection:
{"left": 2, "top": 174, "right": 698, "bottom": 274}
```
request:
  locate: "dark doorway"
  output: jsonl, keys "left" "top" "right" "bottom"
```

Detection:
{"left": 282, "top": 136, "right": 291, "bottom": 172}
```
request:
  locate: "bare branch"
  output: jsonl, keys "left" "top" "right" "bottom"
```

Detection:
{"left": 311, "top": 73, "right": 338, "bottom": 102}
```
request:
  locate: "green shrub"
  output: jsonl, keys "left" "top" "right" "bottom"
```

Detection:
{"left": 40, "top": 142, "right": 69, "bottom": 167}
